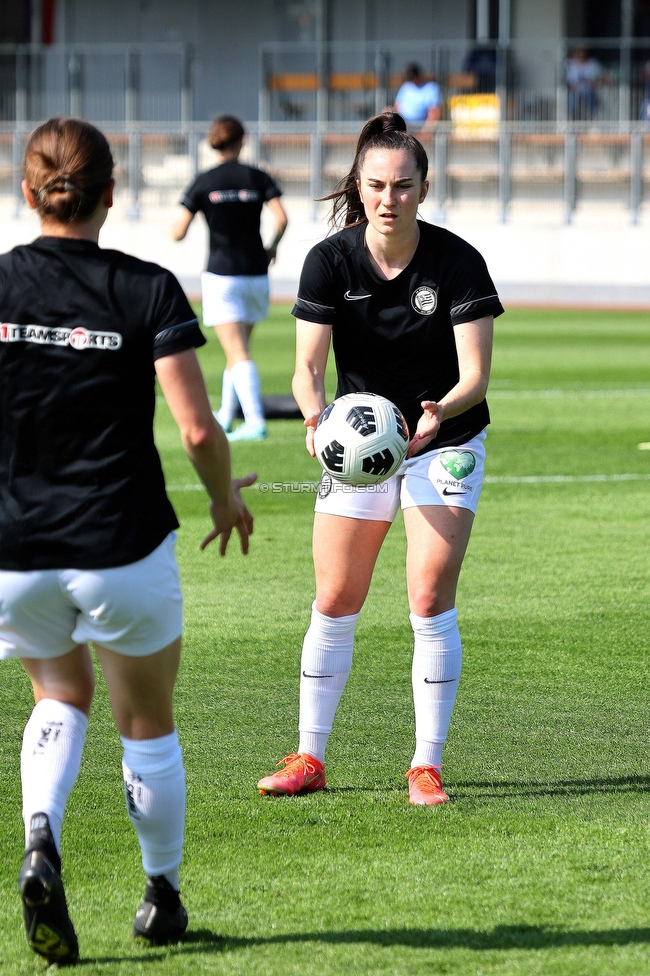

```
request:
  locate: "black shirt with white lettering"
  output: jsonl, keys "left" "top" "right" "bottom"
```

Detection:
{"left": 181, "top": 160, "right": 282, "bottom": 276}
{"left": 292, "top": 220, "right": 504, "bottom": 452}
{"left": 0, "top": 236, "right": 206, "bottom": 571}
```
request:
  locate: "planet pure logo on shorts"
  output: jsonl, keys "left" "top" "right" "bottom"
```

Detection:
{"left": 411, "top": 285, "right": 437, "bottom": 315}
{"left": 439, "top": 450, "right": 476, "bottom": 481}
{"left": 0, "top": 323, "right": 122, "bottom": 351}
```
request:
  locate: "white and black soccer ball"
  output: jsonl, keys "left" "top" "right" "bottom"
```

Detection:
{"left": 313, "top": 393, "right": 410, "bottom": 486}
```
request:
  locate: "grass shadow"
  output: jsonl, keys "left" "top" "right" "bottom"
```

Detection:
{"left": 453, "top": 774, "right": 650, "bottom": 800}
{"left": 79, "top": 924, "right": 650, "bottom": 964}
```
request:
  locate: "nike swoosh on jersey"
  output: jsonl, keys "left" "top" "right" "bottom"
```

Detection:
{"left": 442, "top": 487, "right": 467, "bottom": 495}
{"left": 344, "top": 291, "right": 372, "bottom": 300}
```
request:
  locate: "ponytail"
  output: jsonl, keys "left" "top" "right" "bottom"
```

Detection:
{"left": 24, "top": 118, "right": 113, "bottom": 224}
{"left": 323, "top": 112, "right": 429, "bottom": 229}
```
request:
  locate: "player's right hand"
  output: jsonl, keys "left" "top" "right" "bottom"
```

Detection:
{"left": 200, "top": 472, "right": 256, "bottom": 555}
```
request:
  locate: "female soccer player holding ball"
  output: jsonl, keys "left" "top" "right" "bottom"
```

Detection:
{"left": 172, "top": 115, "right": 288, "bottom": 441}
{"left": 0, "top": 118, "right": 254, "bottom": 963}
{"left": 258, "top": 112, "right": 502, "bottom": 805}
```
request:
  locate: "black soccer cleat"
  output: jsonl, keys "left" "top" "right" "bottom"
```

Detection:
{"left": 18, "top": 813, "right": 79, "bottom": 965}
{"left": 133, "top": 875, "right": 188, "bottom": 946}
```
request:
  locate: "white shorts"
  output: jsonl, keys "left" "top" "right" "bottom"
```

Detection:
{"left": 201, "top": 272, "right": 269, "bottom": 326}
{"left": 314, "top": 431, "right": 486, "bottom": 522}
{"left": 0, "top": 533, "right": 182, "bottom": 660}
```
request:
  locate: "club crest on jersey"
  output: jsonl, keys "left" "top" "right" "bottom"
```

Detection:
{"left": 411, "top": 285, "right": 437, "bottom": 315}
{"left": 0, "top": 322, "right": 122, "bottom": 351}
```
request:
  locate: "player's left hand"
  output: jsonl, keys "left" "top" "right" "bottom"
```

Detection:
{"left": 407, "top": 400, "right": 443, "bottom": 458}
{"left": 265, "top": 246, "right": 278, "bottom": 266}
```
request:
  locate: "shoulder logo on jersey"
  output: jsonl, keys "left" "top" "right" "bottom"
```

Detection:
{"left": 411, "top": 285, "right": 437, "bottom": 315}
{"left": 208, "top": 189, "right": 261, "bottom": 204}
{"left": 0, "top": 323, "right": 122, "bottom": 351}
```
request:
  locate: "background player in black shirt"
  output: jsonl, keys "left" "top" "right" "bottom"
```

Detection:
{"left": 173, "top": 115, "right": 288, "bottom": 441}
{"left": 258, "top": 113, "right": 503, "bottom": 805}
{"left": 0, "top": 118, "right": 254, "bottom": 963}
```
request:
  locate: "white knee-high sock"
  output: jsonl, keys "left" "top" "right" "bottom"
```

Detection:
{"left": 21, "top": 699, "right": 88, "bottom": 852}
{"left": 218, "top": 369, "right": 240, "bottom": 426}
{"left": 122, "top": 730, "right": 185, "bottom": 890}
{"left": 230, "top": 359, "right": 264, "bottom": 427}
{"left": 297, "top": 603, "right": 359, "bottom": 764}
{"left": 410, "top": 608, "right": 462, "bottom": 769}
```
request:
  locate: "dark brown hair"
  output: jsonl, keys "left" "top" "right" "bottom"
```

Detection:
{"left": 24, "top": 117, "right": 114, "bottom": 223}
{"left": 208, "top": 115, "right": 245, "bottom": 151}
{"left": 323, "top": 112, "right": 429, "bottom": 229}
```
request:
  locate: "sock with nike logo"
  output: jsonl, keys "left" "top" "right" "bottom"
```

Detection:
{"left": 410, "top": 608, "right": 462, "bottom": 769}
{"left": 297, "top": 602, "right": 359, "bottom": 764}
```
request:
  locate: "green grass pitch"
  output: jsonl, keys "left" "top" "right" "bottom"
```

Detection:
{"left": 1, "top": 305, "right": 650, "bottom": 974}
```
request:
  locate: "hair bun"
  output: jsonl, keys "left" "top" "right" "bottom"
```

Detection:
{"left": 378, "top": 112, "right": 407, "bottom": 133}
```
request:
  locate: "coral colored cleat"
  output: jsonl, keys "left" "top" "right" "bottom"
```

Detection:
{"left": 258, "top": 753, "right": 326, "bottom": 796}
{"left": 405, "top": 766, "right": 449, "bottom": 806}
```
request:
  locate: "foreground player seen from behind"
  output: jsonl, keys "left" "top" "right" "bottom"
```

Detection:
{"left": 0, "top": 118, "right": 254, "bottom": 964}
{"left": 258, "top": 112, "right": 501, "bottom": 805}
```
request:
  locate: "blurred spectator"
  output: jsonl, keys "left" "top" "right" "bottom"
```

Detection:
{"left": 462, "top": 46, "right": 497, "bottom": 92}
{"left": 394, "top": 63, "right": 441, "bottom": 125}
{"left": 566, "top": 48, "right": 601, "bottom": 120}
{"left": 640, "top": 62, "right": 650, "bottom": 121}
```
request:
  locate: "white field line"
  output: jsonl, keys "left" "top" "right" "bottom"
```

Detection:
{"left": 485, "top": 473, "right": 650, "bottom": 484}
{"left": 489, "top": 388, "right": 650, "bottom": 399}
{"left": 167, "top": 473, "right": 650, "bottom": 491}
{"left": 156, "top": 390, "right": 650, "bottom": 408}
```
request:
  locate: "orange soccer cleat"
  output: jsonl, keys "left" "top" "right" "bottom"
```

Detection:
{"left": 405, "top": 766, "right": 449, "bottom": 806}
{"left": 258, "top": 753, "right": 326, "bottom": 796}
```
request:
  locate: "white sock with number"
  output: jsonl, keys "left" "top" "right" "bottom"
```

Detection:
{"left": 410, "top": 608, "right": 462, "bottom": 769}
{"left": 218, "top": 369, "right": 239, "bottom": 426}
{"left": 297, "top": 603, "right": 359, "bottom": 764}
{"left": 230, "top": 359, "right": 265, "bottom": 427}
{"left": 21, "top": 699, "right": 88, "bottom": 852}
{"left": 122, "top": 730, "right": 185, "bottom": 890}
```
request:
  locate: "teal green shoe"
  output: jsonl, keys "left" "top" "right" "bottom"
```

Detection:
{"left": 226, "top": 423, "right": 267, "bottom": 442}
{"left": 212, "top": 410, "right": 233, "bottom": 434}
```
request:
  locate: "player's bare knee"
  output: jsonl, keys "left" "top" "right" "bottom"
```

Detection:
{"left": 315, "top": 594, "right": 364, "bottom": 618}
{"left": 409, "top": 589, "right": 454, "bottom": 619}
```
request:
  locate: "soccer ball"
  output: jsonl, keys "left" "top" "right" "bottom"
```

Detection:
{"left": 313, "top": 393, "right": 410, "bottom": 486}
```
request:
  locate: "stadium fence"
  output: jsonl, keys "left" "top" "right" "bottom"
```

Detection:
{"left": 1, "top": 119, "right": 649, "bottom": 223}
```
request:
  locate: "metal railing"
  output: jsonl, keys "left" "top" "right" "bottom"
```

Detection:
{"left": 1, "top": 120, "right": 649, "bottom": 224}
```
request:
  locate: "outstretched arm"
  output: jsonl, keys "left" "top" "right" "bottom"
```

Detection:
{"left": 292, "top": 318, "right": 332, "bottom": 456}
{"left": 407, "top": 315, "right": 493, "bottom": 457}
{"left": 155, "top": 348, "right": 255, "bottom": 553}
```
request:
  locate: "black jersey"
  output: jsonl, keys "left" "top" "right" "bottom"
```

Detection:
{"left": 181, "top": 160, "right": 282, "bottom": 277}
{"left": 0, "top": 236, "right": 206, "bottom": 572}
{"left": 292, "top": 220, "right": 503, "bottom": 452}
